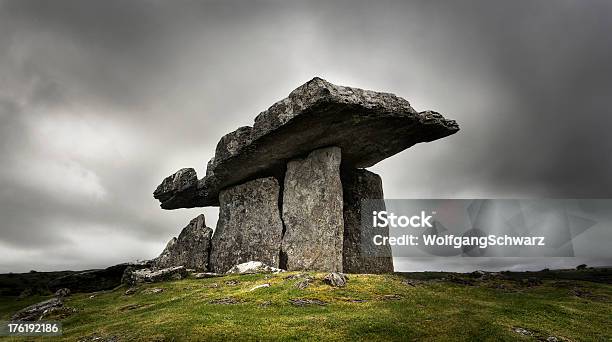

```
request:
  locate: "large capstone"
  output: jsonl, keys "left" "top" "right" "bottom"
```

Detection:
{"left": 154, "top": 77, "right": 459, "bottom": 209}
{"left": 281, "top": 147, "right": 344, "bottom": 272}
{"left": 209, "top": 177, "right": 284, "bottom": 273}
{"left": 154, "top": 214, "right": 213, "bottom": 271}
{"left": 342, "top": 168, "right": 394, "bottom": 273}
{"left": 153, "top": 168, "right": 199, "bottom": 209}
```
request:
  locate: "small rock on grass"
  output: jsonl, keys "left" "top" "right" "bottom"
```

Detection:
{"left": 323, "top": 272, "right": 348, "bottom": 287}
{"left": 142, "top": 288, "right": 164, "bottom": 294}
{"left": 288, "top": 298, "right": 327, "bottom": 307}
{"left": 193, "top": 272, "right": 222, "bottom": 279}
{"left": 54, "top": 288, "right": 71, "bottom": 298}
{"left": 512, "top": 327, "right": 533, "bottom": 336}
{"left": 210, "top": 297, "right": 239, "bottom": 305}
{"left": 295, "top": 277, "right": 313, "bottom": 290}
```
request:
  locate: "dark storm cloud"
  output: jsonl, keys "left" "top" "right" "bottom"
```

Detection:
{"left": 1, "top": 0, "right": 611, "bottom": 272}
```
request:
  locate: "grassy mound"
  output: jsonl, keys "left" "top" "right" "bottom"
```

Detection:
{"left": 1, "top": 272, "right": 611, "bottom": 341}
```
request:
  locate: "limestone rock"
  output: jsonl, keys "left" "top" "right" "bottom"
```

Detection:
{"left": 192, "top": 272, "right": 222, "bottom": 279}
{"left": 209, "top": 178, "right": 284, "bottom": 273}
{"left": 225, "top": 261, "right": 284, "bottom": 275}
{"left": 281, "top": 147, "right": 344, "bottom": 272}
{"left": 342, "top": 168, "right": 394, "bottom": 273}
{"left": 54, "top": 288, "right": 71, "bottom": 298}
{"left": 154, "top": 214, "right": 213, "bottom": 271}
{"left": 11, "top": 297, "right": 63, "bottom": 321}
{"left": 154, "top": 168, "right": 199, "bottom": 209}
{"left": 323, "top": 272, "right": 348, "bottom": 287}
{"left": 154, "top": 77, "right": 459, "bottom": 209}
{"left": 122, "top": 266, "right": 187, "bottom": 286}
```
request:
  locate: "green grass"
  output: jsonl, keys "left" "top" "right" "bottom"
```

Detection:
{"left": 1, "top": 273, "right": 611, "bottom": 341}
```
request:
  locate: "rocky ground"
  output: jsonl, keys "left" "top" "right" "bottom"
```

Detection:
{"left": 1, "top": 268, "right": 611, "bottom": 341}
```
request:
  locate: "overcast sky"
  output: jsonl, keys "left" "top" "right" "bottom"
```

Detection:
{"left": 1, "top": 0, "right": 611, "bottom": 273}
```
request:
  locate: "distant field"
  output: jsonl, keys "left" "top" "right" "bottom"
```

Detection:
{"left": 1, "top": 271, "right": 611, "bottom": 341}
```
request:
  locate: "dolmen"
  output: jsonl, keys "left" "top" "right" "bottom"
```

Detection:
{"left": 153, "top": 77, "right": 459, "bottom": 274}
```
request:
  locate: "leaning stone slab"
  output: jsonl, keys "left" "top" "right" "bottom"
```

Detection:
{"left": 209, "top": 178, "right": 284, "bottom": 273}
{"left": 281, "top": 147, "right": 344, "bottom": 272}
{"left": 11, "top": 297, "right": 63, "bottom": 321}
{"left": 154, "top": 214, "right": 213, "bottom": 271}
{"left": 154, "top": 77, "right": 459, "bottom": 209}
{"left": 342, "top": 168, "right": 394, "bottom": 274}
{"left": 122, "top": 266, "right": 187, "bottom": 286}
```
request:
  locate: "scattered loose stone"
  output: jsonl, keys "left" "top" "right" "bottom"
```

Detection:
{"left": 346, "top": 299, "right": 368, "bottom": 303}
{"left": 249, "top": 283, "right": 271, "bottom": 291}
{"left": 206, "top": 283, "right": 219, "bottom": 289}
{"left": 284, "top": 273, "right": 304, "bottom": 280}
{"left": 193, "top": 272, "right": 222, "bottom": 279}
{"left": 142, "top": 288, "right": 164, "bottom": 294}
{"left": 210, "top": 297, "right": 239, "bottom": 305}
{"left": 225, "top": 261, "right": 284, "bottom": 275}
{"left": 224, "top": 280, "right": 240, "bottom": 286}
{"left": 54, "top": 288, "right": 71, "bottom": 298}
{"left": 381, "top": 294, "right": 403, "bottom": 301}
{"left": 11, "top": 297, "right": 63, "bottom": 321}
{"left": 323, "top": 272, "right": 348, "bottom": 287}
{"left": 122, "top": 266, "right": 187, "bottom": 286}
{"left": 124, "top": 287, "right": 138, "bottom": 296}
{"left": 295, "top": 277, "right": 313, "bottom": 290}
{"left": 288, "top": 298, "right": 327, "bottom": 307}
{"left": 40, "top": 306, "right": 77, "bottom": 320}
{"left": 512, "top": 327, "right": 533, "bottom": 336}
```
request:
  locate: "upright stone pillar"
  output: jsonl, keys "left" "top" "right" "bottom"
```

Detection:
{"left": 281, "top": 147, "right": 344, "bottom": 272}
{"left": 342, "top": 168, "right": 394, "bottom": 273}
{"left": 209, "top": 177, "right": 284, "bottom": 273}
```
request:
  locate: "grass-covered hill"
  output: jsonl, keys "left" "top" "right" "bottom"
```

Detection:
{"left": 1, "top": 270, "right": 611, "bottom": 341}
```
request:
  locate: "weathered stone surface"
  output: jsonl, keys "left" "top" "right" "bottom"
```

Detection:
{"left": 11, "top": 297, "right": 63, "bottom": 321}
{"left": 121, "top": 266, "right": 187, "bottom": 286}
{"left": 323, "top": 272, "right": 348, "bottom": 287}
{"left": 154, "top": 214, "right": 213, "bottom": 271}
{"left": 54, "top": 288, "right": 71, "bottom": 298}
{"left": 209, "top": 178, "right": 284, "bottom": 273}
{"left": 342, "top": 168, "right": 394, "bottom": 274}
{"left": 281, "top": 147, "right": 344, "bottom": 272}
{"left": 192, "top": 272, "right": 222, "bottom": 279}
{"left": 225, "top": 261, "right": 284, "bottom": 275}
{"left": 154, "top": 77, "right": 459, "bottom": 209}
{"left": 154, "top": 168, "right": 199, "bottom": 209}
